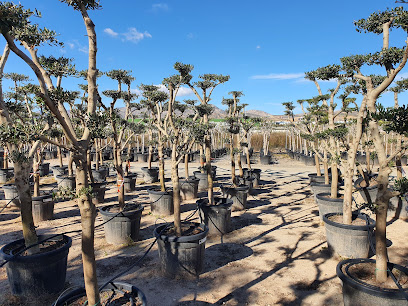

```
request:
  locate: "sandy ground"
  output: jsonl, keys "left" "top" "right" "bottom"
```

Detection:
{"left": 0, "top": 153, "right": 407, "bottom": 306}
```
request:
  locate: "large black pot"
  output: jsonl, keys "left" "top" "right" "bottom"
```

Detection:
{"left": 0, "top": 168, "right": 13, "bottom": 184}
{"left": 193, "top": 171, "right": 208, "bottom": 192}
{"left": 39, "top": 162, "right": 50, "bottom": 177}
{"left": 51, "top": 165, "right": 67, "bottom": 180}
{"left": 91, "top": 181, "right": 106, "bottom": 205}
{"left": 243, "top": 168, "right": 261, "bottom": 188}
{"left": 0, "top": 234, "right": 72, "bottom": 296}
{"left": 259, "top": 154, "right": 271, "bottom": 165}
{"left": 221, "top": 185, "right": 249, "bottom": 211}
{"left": 337, "top": 258, "right": 408, "bottom": 306}
{"left": 91, "top": 167, "right": 108, "bottom": 183}
{"left": 197, "top": 197, "right": 233, "bottom": 236}
{"left": 180, "top": 177, "right": 199, "bottom": 200}
{"left": 99, "top": 203, "right": 144, "bottom": 245}
{"left": 323, "top": 212, "right": 375, "bottom": 258}
{"left": 2, "top": 184, "right": 20, "bottom": 207}
{"left": 141, "top": 166, "right": 159, "bottom": 183}
{"left": 315, "top": 193, "right": 343, "bottom": 221}
{"left": 147, "top": 188, "right": 173, "bottom": 216}
{"left": 154, "top": 222, "right": 208, "bottom": 278}
{"left": 124, "top": 173, "right": 137, "bottom": 192}
{"left": 235, "top": 175, "right": 254, "bottom": 194}
{"left": 55, "top": 175, "right": 76, "bottom": 190}
{"left": 308, "top": 173, "right": 330, "bottom": 185}
{"left": 54, "top": 281, "right": 147, "bottom": 306}
{"left": 354, "top": 176, "right": 378, "bottom": 204}
{"left": 32, "top": 194, "right": 54, "bottom": 222}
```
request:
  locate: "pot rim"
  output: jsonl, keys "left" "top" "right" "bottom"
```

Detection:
{"left": 154, "top": 222, "right": 208, "bottom": 243}
{"left": 336, "top": 258, "right": 408, "bottom": 298}
{"left": 323, "top": 212, "right": 375, "bottom": 230}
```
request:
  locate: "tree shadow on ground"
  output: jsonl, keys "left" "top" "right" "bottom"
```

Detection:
{"left": 231, "top": 215, "right": 263, "bottom": 232}
{"left": 203, "top": 243, "right": 253, "bottom": 274}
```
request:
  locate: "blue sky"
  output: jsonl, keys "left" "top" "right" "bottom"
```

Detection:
{"left": 3, "top": 0, "right": 408, "bottom": 115}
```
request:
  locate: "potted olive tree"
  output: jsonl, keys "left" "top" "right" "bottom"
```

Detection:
{"left": 0, "top": 25, "right": 72, "bottom": 299}
{"left": 324, "top": 8, "right": 408, "bottom": 305}
{"left": 153, "top": 64, "right": 210, "bottom": 278}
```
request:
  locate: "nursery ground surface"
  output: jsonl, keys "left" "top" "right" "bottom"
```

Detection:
{"left": 0, "top": 153, "right": 407, "bottom": 306}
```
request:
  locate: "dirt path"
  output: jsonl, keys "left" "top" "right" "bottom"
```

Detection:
{"left": 0, "top": 153, "right": 407, "bottom": 305}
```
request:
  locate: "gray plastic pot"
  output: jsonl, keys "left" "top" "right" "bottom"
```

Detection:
{"left": 315, "top": 193, "right": 344, "bottom": 221}
{"left": 323, "top": 212, "right": 375, "bottom": 259}
{"left": 32, "top": 194, "right": 54, "bottom": 222}
{"left": 221, "top": 185, "right": 249, "bottom": 211}
{"left": 154, "top": 222, "right": 208, "bottom": 278}
{"left": 337, "top": 258, "right": 408, "bottom": 306}
{"left": 0, "top": 234, "right": 72, "bottom": 296}
{"left": 197, "top": 197, "right": 233, "bottom": 236}
{"left": 147, "top": 188, "right": 173, "bottom": 216}
{"left": 99, "top": 203, "right": 144, "bottom": 245}
{"left": 2, "top": 184, "right": 20, "bottom": 207}
{"left": 141, "top": 166, "right": 159, "bottom": 183}
{"left": 180, "top": 177, "right": 199, "bottom": 200}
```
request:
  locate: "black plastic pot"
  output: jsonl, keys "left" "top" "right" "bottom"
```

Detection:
{"left": 337, "top": 258, "right": 408, "bottom": 306}
{"left": 193, "top": 171, "right": 208, "bottom": 192}
{"left": 91, "top": 182, "right": 106, "bottom": 204}
{"left": 55, "top": 175, "right": 76, "bottom": 190}
{"left": 0, "top": 234, "right": 72, "bottom": 296}
{"left": 124, "top": 174, "right": 137, "bottom": 192}
{"left": 154, "top": 222, "right": 208, "bottom": 278}
{"left": 54, "top": 281, "right": 147, "bottom": 306}
{"left": 180, "top": 177, "right": 199, "bottom": 200}
{"left": 99, "top": 203, "right": 144, "bottom": 245}
{"left": 260, "top": 154, "right": 271, "bottom": 165}
{"left": 315, "top": 193, "right": 344, "bottom": 221}
{"left": 91, "top": 168, "right": 108, "bottom": 183}
{"left": 32, "top": 194, "right": 54, "bottom": 222}
{"left": 323, "top": 212, "right": 375, "bottom": 258}
{"left": 235, "top": 175, "right": 254, "bottom": 194}
{"left": 221, "top": 185, "right": 249, "bottom": 211}
{"left": 39, "top": 162, "right": 50, "bottom": 177}
{"left": 354, "top": 176, "right": 378, "bottom": 204}
{"left": 243, "top": 168, "right": 261, "bottom": 188}
{"left": 0, "top": 168, "right": 13, "bottom": 184}
{"left": 310, "top": 182, "right": 332, "bottom": 202}
{"left": 308, "top": 173, "right": 330, "bottom": 184}
{"left": 197, "top": 197, "right": 233, "bottom": 236}
{"left": 2, "top": 184, "right": 20, "bottom": 207}
{"left": 147, "top": 188, "right": 173, "bottom": 216}
{"left": 51, "top": 165, "right": 67, "bottom": 180}
{"left": 141, "top": 166, "right": 159, "bottom": 183}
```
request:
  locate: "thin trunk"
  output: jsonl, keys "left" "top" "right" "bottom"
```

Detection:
{"left": 14, "top": 160, "right": 38, "bottom": 253}
{"left": 172, "top": 143, "right": 181, "bottom": 236}
{"left": 184, "top": 153, "right": 189, "bottom": 179}
{"left": 230, "top": 135, "right": 236, "bottom": 185}
{"left": 68, "top": 152, "right": 74, "bottom": 176}
{"left": 158, "top": 136, "right": 165, "bottom": 192}
{"left": 323, "top": 150, "right": 329, "bottom": 185}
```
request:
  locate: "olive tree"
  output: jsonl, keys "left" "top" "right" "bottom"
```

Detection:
{"left": 0, "top": 1, "right": 102, "bottom": 303}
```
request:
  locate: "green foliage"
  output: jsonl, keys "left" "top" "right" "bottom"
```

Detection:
{"left": 39, "top": 56, "right": 76, "bottom": 78}
{"left": 368, "top": 47, "right": 406, "bottom": 67}
{"left": 372, "top": 104, "right": 408, "bottom": 136}
{"left": 59, "top": 0, "right": 101, "bottom": 11}
{"left": 394, "top": 177, "right": 408, "bottom": 197}
{"left": 354, "top": 7, "right": 408, "bottom": 34}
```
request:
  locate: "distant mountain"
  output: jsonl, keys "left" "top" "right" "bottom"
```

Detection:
{"left": 119, "top": 104, "right": 274, "bottom": 119}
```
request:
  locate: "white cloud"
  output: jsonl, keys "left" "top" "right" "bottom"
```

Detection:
{"left": 67, "top": 42, "right": 75, "bottom": 49}
{"left": 131, "top": 88, "right": 142, "bottom": 95}
{"left": 66, "top": 40, "right": 87, "bottom": 53}
{"left": 122, "top": 27, "right": 152, "bottom": 43}
{"left": 103, "top": 27, "right": 152, "bottom": 43}
{"left": 104, "top": 28, "right": 119, "bottom": 37}
{"left": 256, "top": 45, "right": 261, "bottom": 49}
{"left": 156, "top": 85, "right": 193, "bottom": 97}
{"left": 187, "top": 33, "right": 194, "bottom": 39}
{"left": 152, "top": 3, "right": 169, "bottom": 11}
{"left": 250, "top": 73, "right": 305, "bottom": 80}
